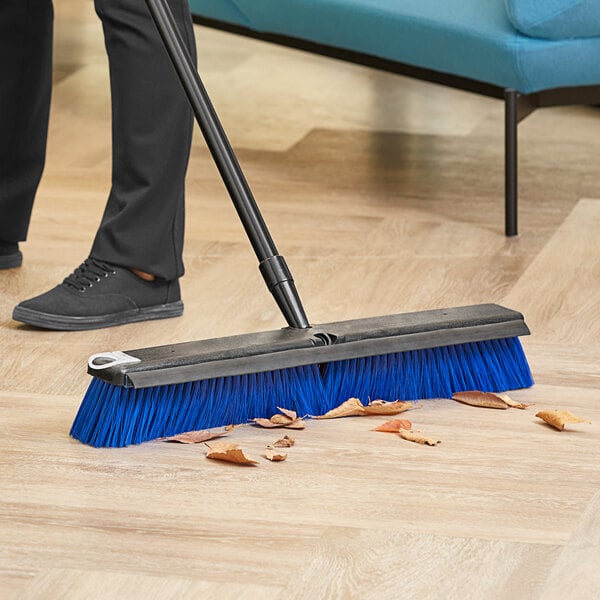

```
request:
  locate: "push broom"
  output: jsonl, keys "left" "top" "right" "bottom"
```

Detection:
{"left": 70, "top": 0, "right": 534, "bottom": 447}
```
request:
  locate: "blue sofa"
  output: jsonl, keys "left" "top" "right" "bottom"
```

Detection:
{"left": 188, "top": 0, "right": 600, "bottom": 235}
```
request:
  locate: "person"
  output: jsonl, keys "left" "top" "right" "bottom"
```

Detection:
{"left": 0, "top": 0, "right": 196, "bottom": 330}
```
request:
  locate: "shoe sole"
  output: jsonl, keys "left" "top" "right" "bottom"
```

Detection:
{"left": 0, "top": 251, "right": 23, "bottom": 269}
{"left": 12, "top": 301, "right": 184, "bottom": 331}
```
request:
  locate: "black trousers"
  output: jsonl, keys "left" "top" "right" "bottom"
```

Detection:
{"left": 0, "top": 0, "right": 196, "bottom": 280}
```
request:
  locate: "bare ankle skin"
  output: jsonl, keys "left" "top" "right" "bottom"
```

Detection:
{"left": 130, "top": 268, "right": 156, "bottom": 282}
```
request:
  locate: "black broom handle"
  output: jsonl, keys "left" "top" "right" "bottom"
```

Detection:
{"left": 145, "top": 0, "right": 310, "bottom": 329}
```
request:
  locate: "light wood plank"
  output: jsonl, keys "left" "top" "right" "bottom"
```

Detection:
{"left": 503, "top": 199, "right": 600, "bottom": 346}
{"left": 540, "top": 490, "right": 600, "bottom": 600}
{"left": 21, "top": 569, "right": 281, "bottom": 600}
{"left": 282, "top": 528, "right": 561, "bottom": 600}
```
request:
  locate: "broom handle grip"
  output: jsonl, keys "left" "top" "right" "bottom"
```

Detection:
{"left": 145, "top": 0, "right": 310, "bottom": 329}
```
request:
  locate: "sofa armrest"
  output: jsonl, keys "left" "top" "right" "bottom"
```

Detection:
{"left": 504, "top": 0, "right": 600, "bottom": 39}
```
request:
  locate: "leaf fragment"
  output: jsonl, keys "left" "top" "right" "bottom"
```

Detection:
{"left": 314, "top": 397, "right": 367, "bottom": 419}
{"left": 252, "top": 418, "right": 282, "bottom": 428}
{"left": 272, "top": 435, "right": 295, "bottom": 448}
{"left": 536, "top": 410, "right": 591, "bottom": 431}
{"left": 276, "top": 407, "right": 298, "bottom": 421}
{"left": 364, "top": 400, "right": 413, "bottom": 415}
{"left": 160, "top": 429, "right": 228, "bottom": 444}
{"left": 282, "top": 419, "right": 306, "bottom": 429}
{"left": 270, "top": 413, "right": 294, "bottom": 425}
{"left": 253, "top": 408, "right": 305, "bottom": 429}
{"left": 452, "top": 391, "right": 510, "bottom": 409}
{"left": 205, "top": 442, "right": 258, "bottom": 465}
{"left": 264, "top": 448, "right": 288, "bottom": 462}
{"left": 373, "top": 419, "right": 412, "bottom": 433}
{"left": 398, "top": 429, "right": 441, "bottom": 446}
{"left": 495, "top": 393, "right": 532, "bottom": 410}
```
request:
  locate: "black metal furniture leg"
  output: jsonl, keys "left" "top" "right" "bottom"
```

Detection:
{"left": 504, "top": 90, "right": 518, "bottom": 236}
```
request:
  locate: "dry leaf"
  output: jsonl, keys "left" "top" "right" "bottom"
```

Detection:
{"left": 270, "top": 413, "right": 294, "bottom": 425}
{"left": 494, "top": 393, "right": 532, "bottom": 410}
{"left": 283, "top": 419, "right": 306, "bottom": 430}
{"left": 452, "top": 391, "right": 510, "bottom": 409}
{"left": 399, "top": 429, "right": 441, "bottom": 446}
{"left": 364, "top": 400, "right": 413, "bottom": 415}
{"left": 276, "top": 407, "right": 298, "bottom": 421}
{"left": 373, "top": 419, "right": 412, "bottom": 433}
{"left": 205, "top": 442, "right": 258, "bottom": 465}
{"left": 160, "top": 429, "right": 227, "bottom": 444}
{"left": 265, "top": 448, "right": 288, "bottom": 462}
{"left": 314, "top": 397, "right": 367, "bottom": 419}
{"left": 253, "top": 416, "right": 305, "bottom": 429}
{"left": 536, "top": 410, "right": 591, "bottom": 431}
{"left": 253, "top": 408, "right": 305, "bottom": 429}
{"left": 253, "top": 418, "right": 282, "bottom": 428}
{"left": 272, "top": 435, "right": 295, "bottom": 448}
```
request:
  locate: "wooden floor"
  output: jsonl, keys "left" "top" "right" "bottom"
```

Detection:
{"left": 2, "top": 1, "right": 599, "bottom": 598}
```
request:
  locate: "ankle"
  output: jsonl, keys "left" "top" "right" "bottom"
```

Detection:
{"left": 130, "top": 268, "right": 156, "bottom": 282}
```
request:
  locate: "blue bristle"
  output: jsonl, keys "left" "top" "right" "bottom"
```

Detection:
{"left": 70, "top": 336, "right": 533, "bottom": 447}
{"left": 323, "top": 337, "right": 533, "bottom": 404}
{"left": 70, "top": 364, "right": 328, "bottom": 447}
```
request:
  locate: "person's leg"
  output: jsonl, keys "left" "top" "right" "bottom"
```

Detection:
{"left": 89, "top": 0, "right": 196, "bottom": 281}
{"left": 0, "top": 0, "right": 53, "bottom": 268}
{"left": 13, "top": 0, "right": 195, "bottom": 330}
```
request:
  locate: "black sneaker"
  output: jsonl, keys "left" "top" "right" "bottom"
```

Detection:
{"left": 0, "top": 241, "right": 22, "bottom": 269}
{"left": 12, "top": 258, "right": 183, "bottom": 330}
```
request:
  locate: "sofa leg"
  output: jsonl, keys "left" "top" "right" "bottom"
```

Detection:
{"left": 504, "top": 90, "right": 518, "bottom": 236}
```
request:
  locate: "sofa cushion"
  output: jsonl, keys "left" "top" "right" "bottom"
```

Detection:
{"left": 504, "top": 0, "right": 600, "bottom": 40}
{"left": 190, "top": 0, "right": 600, "bottom": 93}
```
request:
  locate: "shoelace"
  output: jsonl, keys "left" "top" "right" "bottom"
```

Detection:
{"left": 63, "top": 259, "right": 117, "bottom": 292}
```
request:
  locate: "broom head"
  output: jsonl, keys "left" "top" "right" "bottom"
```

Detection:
{"left": 71, "top": 304, "right": 533, "bottom": 446}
